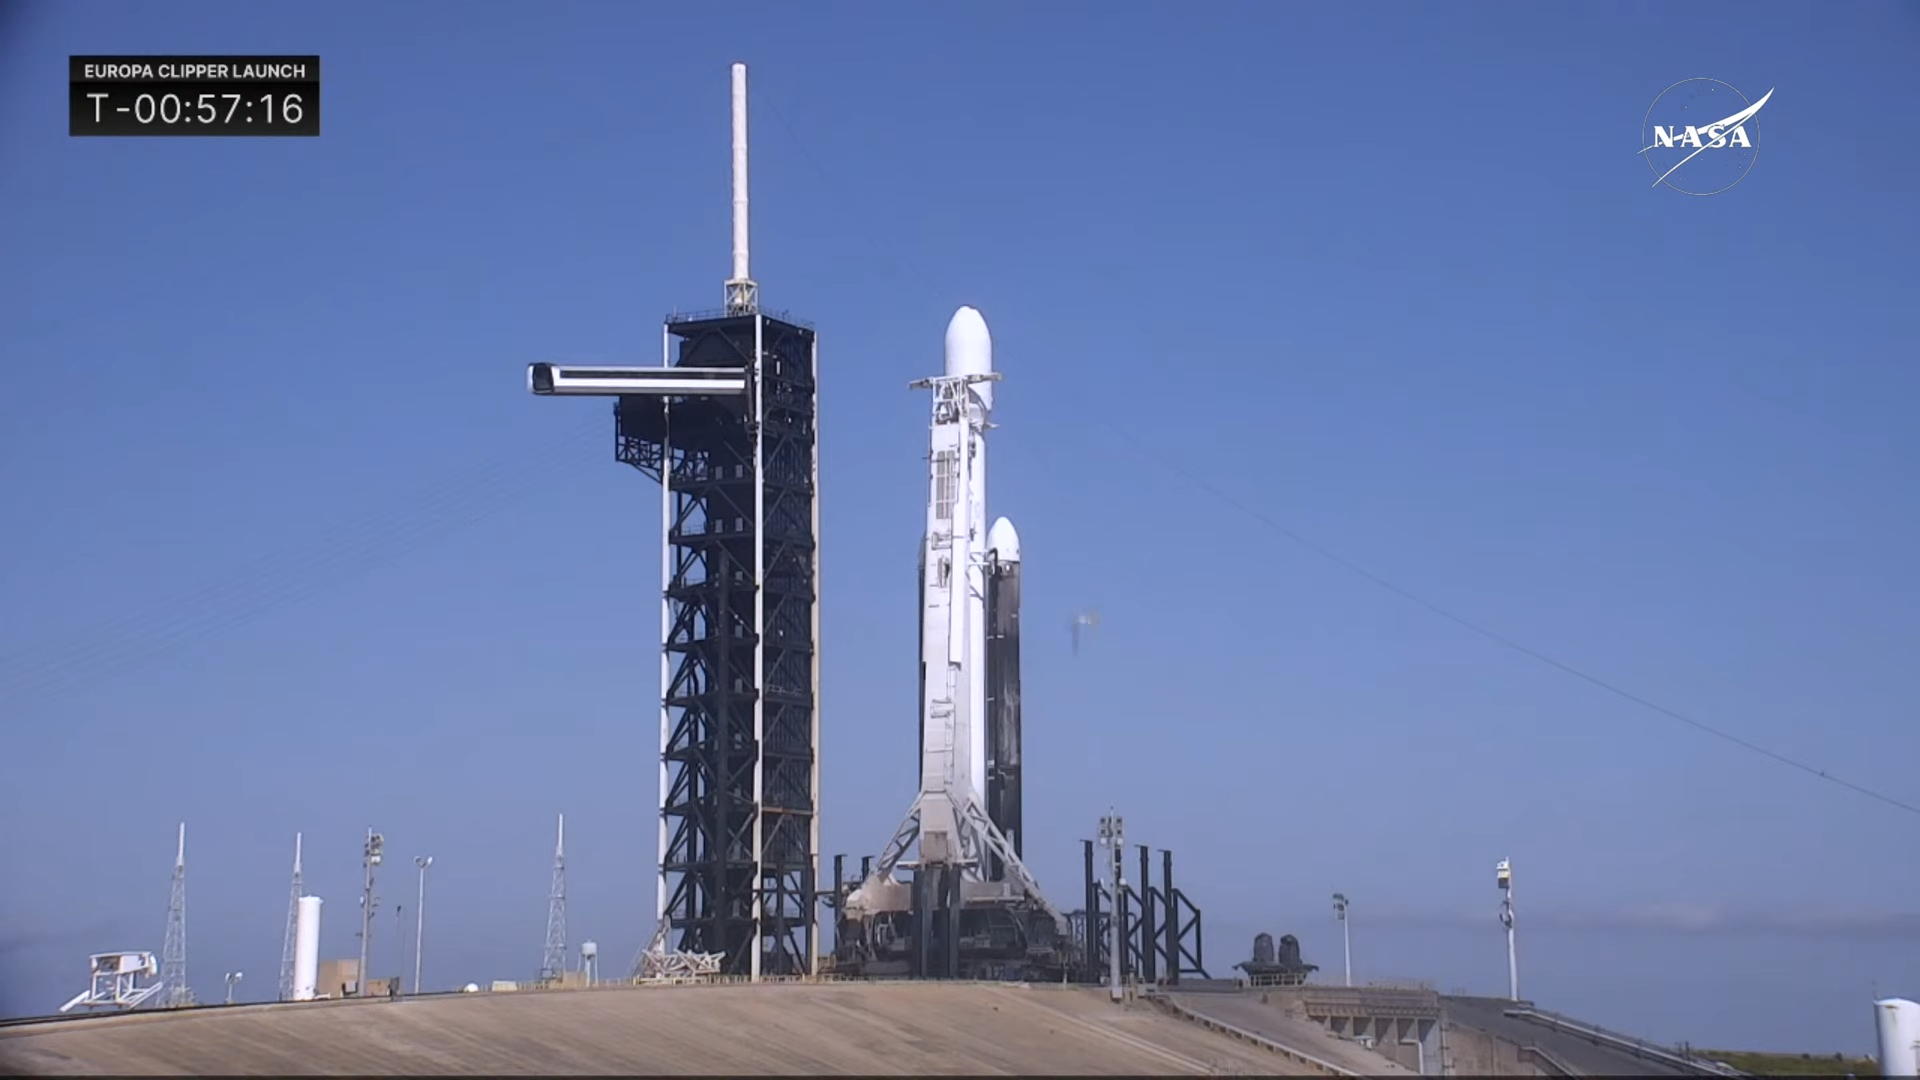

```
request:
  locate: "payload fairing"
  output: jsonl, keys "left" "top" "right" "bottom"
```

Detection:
{"left": 848, "top": 307, "right": 1062, "bottom": 968}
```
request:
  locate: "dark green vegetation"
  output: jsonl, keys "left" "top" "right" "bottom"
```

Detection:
{"left": 1696, "top": 1048, "right": 1878, "bottom": 1076}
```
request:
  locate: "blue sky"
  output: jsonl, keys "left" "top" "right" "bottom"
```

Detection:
{"left": 3, "top": 0, "right": 1917, "bottom": 1055}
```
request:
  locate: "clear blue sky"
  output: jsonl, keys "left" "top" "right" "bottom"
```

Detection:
{"left": 3, "top": 0, "right": 1916, "bottom": 1055}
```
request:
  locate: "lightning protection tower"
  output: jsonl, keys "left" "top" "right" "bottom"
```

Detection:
{"left": 159, "top": 822, "right": 194, "bottom": 1008}
{"left": 541, "top": 813, "right": 569, "bottom": 982}
{"left": 525, "top": 62, "right": 821, "bottom": 980}
{"left": 278, "top": 832, "right": 303, "bottom": 1000}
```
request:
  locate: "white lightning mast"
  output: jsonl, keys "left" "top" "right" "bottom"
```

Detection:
{"left": 278, "top": 832, "right": 303, "bottom": 1000}
{"left": 159, "top": 822, "right": 194, "bottom": 1007}
{"left": 723, "top": 62, "right": 756, "bottom": 315}
{"left": 541, "top": 813, "right": 568, "bottom": 982}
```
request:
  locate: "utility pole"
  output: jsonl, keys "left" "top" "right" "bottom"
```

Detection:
{"left": 1098, "top": 814, "right": 1124, "bottom": 1003}
{"left": 1332, "top": 892, "right": 1352, "bottom": 987}
{"left": 278, "top": 832, "right": 302, "bottom": 1001}
{"left": 357, "top": 828, "right": 384, "bottom": 995}
{"left": 1496, "top": 858, "right": 1518, "bottom": 1001}
{"left": 414, "top": 855, "right": 433, "bottom": 995}
{"left": 541, "top": 813, "right": 568, "bottom": 983}
{"left": 160, "top": 822, "right": 195, "bottom": 1007}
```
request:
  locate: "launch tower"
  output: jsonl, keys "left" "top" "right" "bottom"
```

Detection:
{"left": 527, "top": 63, "right": 821, "bottom": 980}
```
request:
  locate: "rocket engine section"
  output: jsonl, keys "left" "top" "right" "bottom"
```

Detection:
{"left": 984, "top": 517, "right": 1023, "bottom": 880}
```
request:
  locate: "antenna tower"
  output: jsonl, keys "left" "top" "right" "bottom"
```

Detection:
{"left": 159, "top": 822, "right": 195, "bottom": 1007}
{"left": 540, "top": 813, "right": 568, "bottom": 982}
{"left": 278, "top": 832, "right": 303, "bottom": 1000}
{"left": 356, "top": 828, "right": 384, "bottom": 995}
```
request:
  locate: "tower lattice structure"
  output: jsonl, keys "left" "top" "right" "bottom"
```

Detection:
{"left": 617, "top": 308, "right": 821, "bottom": 977}
{"left": 540, "top": 813, "right": 568, "bottom": 982}
{"left": 278, "top": 832, "right": 303, "bottom": 1000}
{"left": 525, "top": 65, "right": 821, "bottom": 980}
{"left": 159, "top": 822, "right": 195, "bottom": 1008}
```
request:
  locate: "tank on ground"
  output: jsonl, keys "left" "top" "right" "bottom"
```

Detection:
{"left": 1237, "top": 932, "right": 1319, "bottom": 986}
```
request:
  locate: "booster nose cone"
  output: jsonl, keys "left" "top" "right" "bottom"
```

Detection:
{"left": 987, "top": 517, "right": 1021, "bottom": 562}
{"left": 943, "top": 305, "right": 994, "bottom": 409}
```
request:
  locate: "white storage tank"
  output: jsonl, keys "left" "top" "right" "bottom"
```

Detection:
{"left": 292, "top": 896, "right": 322, "bottom": 1001}
{"left": 1876, "top": 997, "right": 1920, "bottom": 1078}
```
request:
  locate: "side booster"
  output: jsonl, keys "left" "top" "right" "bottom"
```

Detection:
{"left": 984, "top": 517, "right": 1022, "bottom": 879}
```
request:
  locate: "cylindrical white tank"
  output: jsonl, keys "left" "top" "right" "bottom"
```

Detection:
{"left": 1877, "top": 998, "right": 1920, "bottom": 1078}
{"left": 293, "top": 896, "right": 323, "bottom": 1001}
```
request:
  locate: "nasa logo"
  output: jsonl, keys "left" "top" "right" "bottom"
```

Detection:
{"left": 1639, "top": 78, "right": 1774, "bottom": 196}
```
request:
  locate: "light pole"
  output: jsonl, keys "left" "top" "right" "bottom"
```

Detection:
{"left": 1098, "top": 814, "right": 1124, "bottom": 1003}
{"left": 224, "top": 970, "right": 243, "bottom": 1005}
{"left": 1332, "top": 892, "right": 1352, "bottom": 987}
{"left": 357, "top": 828, "right": 384, "bottom": 996}
{"left": 1496, "top": 858, "right": 1518, "bottom": 1001}
{"left": 414, "top": 855, "right": 433, "bottom": 995}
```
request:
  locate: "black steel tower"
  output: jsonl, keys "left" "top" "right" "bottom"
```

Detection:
{"left": 527, "top": 63, "right": 820, "bottom": 980}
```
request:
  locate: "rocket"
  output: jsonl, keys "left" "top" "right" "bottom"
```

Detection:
{"left": 904, "top": 306, "right": 1022, "bottom": 879}
{"left": 853, "top": 304, "right": 1058, "bottom": 930}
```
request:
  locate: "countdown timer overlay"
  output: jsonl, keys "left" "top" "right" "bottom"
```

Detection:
{"left": 70, "top": 55, "right": 321, "bottom": 137}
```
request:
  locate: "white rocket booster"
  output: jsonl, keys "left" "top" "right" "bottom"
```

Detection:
{"left": 920, "top": 306, "right": 996, "bottom": 823}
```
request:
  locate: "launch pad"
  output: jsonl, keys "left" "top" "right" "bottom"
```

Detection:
{"left": 828, "top": 855, "right": 1073, "bottom": 981}
{"left": 821, "top": 308, "right": 1212, "bottom": 986}
{"left": 828, "top": 832, "right": 1211, "bottom": 985}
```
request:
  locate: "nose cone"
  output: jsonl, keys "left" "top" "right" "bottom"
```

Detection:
{"left": 987, "top": 516, "right": 1021, "bottom": 563}
{"left": 943, "top": 305, "right": 994, "bottom": 409}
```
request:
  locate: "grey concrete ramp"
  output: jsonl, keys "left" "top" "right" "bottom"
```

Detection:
{"left": 1165, "top": 992, "right": 1418, "bottom": 1076}
{"left": 0, "top": 982, "right": 1329, "bottom": 1076}
{"left": 1440, "top": 995, "right": 1693, "bottom": 1077}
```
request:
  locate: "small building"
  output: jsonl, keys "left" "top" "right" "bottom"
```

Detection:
{"left": 315, "top": 958, "right": 359, "bottom": 999}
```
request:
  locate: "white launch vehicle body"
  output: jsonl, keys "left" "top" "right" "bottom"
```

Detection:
{"left": 937, "top": 306, "right": 993, "bottom": 811}
{"left": 851, "top": 306, "right": 1060, "bottom": 929}
{"left": 911, "top": 306, "right": 998, "bottom": 860}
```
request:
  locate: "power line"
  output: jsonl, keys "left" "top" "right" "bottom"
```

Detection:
{"left": 0, "top": 415, "right": 604, "bottom": 708}
{"left": 759, "top": 78, "right": 1918, "bottom": 822}
{"left": 1101, "top": 424, "right": 1920, "bottom": 819}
